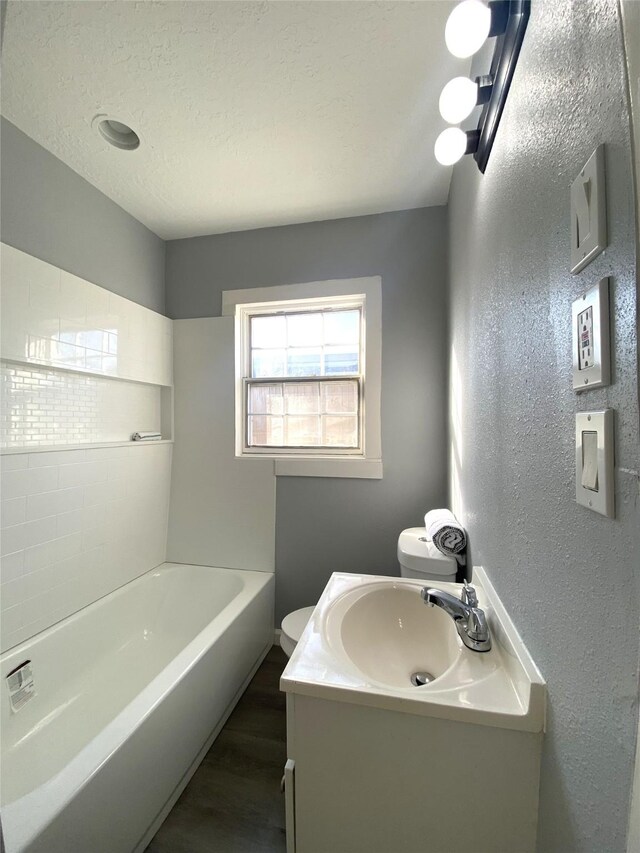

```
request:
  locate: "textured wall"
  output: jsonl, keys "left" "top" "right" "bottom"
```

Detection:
{"left": 0, "top": 118, "right": 166, "bottom": 313}
{"left": 447, "top": 1, "right": 640, "bottom": 850}
{"left": 166, "top": 207, "right": 449, "bottom": 621}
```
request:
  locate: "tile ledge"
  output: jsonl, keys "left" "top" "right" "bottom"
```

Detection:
{"left": 0, "top": 356, "right": 172, "bottom": 389}
{"left": 1, "top": 440, "right": 173, "bottom": 455}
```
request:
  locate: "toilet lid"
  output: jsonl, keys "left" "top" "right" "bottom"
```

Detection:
{"left": 282, "top": 606, "right": 316, "bottom": 643}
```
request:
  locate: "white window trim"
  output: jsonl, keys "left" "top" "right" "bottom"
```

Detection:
{"left": 222, "top": 277, "right": 382, "bottom": 479}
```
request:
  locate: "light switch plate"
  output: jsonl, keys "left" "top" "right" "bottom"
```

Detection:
{"left": 575, "top": 409, "right": 614, "bottom": 518}
{"left": 572, "top": 278, "right": 611, "bottom": 390}
{"left": 570, "top": 145, "right": 607, "bottom": 274}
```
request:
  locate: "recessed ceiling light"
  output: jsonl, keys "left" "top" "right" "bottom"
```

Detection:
{"left": 93, "top": 114, "right": 140, "bottom": 150}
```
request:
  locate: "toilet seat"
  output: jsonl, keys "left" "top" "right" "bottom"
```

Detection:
{"left": 280, "top": 606, "right": 315, "bottom": 657}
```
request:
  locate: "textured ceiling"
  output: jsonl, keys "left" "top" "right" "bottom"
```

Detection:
{"left": 1, "top": 1, "right": 466, "bottom": 239}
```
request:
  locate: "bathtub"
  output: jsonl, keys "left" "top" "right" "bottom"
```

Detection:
{"left": 0, "top": 562, "right": 274, "bottom": 853}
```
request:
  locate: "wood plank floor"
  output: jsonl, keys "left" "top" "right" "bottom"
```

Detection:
{"left": 145, "top": 645, "right": 288, "bottom": 853}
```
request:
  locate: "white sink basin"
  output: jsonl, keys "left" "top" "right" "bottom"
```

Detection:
{"left": 331, "top": 584, "right": 460, "bottom": 688}
{"left": 281, "top": 570, "right": 546, "bottom": 733}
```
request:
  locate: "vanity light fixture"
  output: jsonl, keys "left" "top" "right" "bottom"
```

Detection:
{"left": 435, "top": 0, "right": 530, "bottom": 172}
{"left": 438, "top": 76, "right": 492, "bottom": 124}
{"left": 434, "top": 127, "right": 480, "bottom": 166}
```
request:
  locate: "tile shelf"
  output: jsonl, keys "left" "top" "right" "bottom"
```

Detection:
{"left": 1, "top": 354, "right": 174, "bottom": 389}
{"left": 1, "top": 440, "right": 174, "bottom": 456}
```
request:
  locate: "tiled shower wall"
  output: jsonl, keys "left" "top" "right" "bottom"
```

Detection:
{"left": 0, "top": 444, "right": 172, "bottom": 650}
{"left": 1, "top": 362, "right": 161, "bottom": 448}
{"left": 0, "top": 244, "right": 174, "bottom": 652}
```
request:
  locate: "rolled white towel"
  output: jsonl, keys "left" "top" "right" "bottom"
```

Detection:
{"left": 424, "top": 509, "right": 467, "bottom": 558}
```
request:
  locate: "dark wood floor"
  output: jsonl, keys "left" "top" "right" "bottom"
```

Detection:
{"left": 146, "top": 645, "right": 288, "bottom": 853}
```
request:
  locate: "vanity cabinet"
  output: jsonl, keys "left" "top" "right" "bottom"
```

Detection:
{"left": 284, "top": 692, "right": 542, "bottom": 853}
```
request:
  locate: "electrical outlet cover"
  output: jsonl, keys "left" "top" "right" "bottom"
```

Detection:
{"left": 570, "top": 145, "right": 607, "bottom": 274}
{"left": 572, "top": 278, "right": 611, "bottom": 391}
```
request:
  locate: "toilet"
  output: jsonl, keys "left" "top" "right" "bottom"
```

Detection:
{"left": 279, "top": 527, "right": 458, "bottom": 657}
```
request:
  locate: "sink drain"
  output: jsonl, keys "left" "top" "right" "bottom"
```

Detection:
{"left": 410, "top": 671, "right": 436, "bottom": 686}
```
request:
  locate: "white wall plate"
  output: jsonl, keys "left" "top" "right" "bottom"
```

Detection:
{"left": 570, "top": 144, "right": 607, "bottom": 274}
{"left": 575, "top": 409, "right": 614, "bottom": 518}
{"left": 572, "top": 277, "right": 611, "bottom": 391}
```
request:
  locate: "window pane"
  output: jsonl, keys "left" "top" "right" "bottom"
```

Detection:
{"left": 323, "top": 415, "right": 358, "bottom": 447}
{"left": 251, "top": 316, "right": 286, "bottom": 349}
{"left": 246, "top": 378, "right": 360, "bottom": 449}
{"left": 286, "top": 416, "right": 321, "bottom": 446}
{"left": 324, "top": 310, "right": 360, "bottom": 345}
{"left": 248, "top": 415, "right": 284, "bottom": 446}
{"left": 248, "top": 383, "right": 284, "bottom": 415}
{"left": 324, "top": 346, "right": 359, "bottom": 375}
{"left": 322, "top": 381, "right": 358, "bottom": 414}
{"left": 252, "top": 349, "right": 285, "bottom": 377}
{"left": 286, "top": 348, "right": 321, "bottom": 377}
{"left": 287, "top": 313, "right": 322, "bottom": 347}
{"left": 285, "top": 383, "right": 320, "bottom": 414}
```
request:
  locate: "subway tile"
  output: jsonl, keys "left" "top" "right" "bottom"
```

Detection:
{"left": 0, "top": 550, "right": 24, "bottom": 583}
{"left": 1, "top": 576, "right": 27, "bottom": 610}
{"left": 29, "top": 276, "right": 60, "bottom": 315}
{"left": 22, "top": 515, "right": 58, "bottom": 548}
{"left": 24, "top": 465, "right": 59, "bottom": 495}
{"left": 1, "top": 496, "right": 26, "bottom": 528}
{"left": 29, "top": 449, "right": 87, "bottom": 467}
{"left": 0, "top": 603, "right": 24, "bottom": 635}
{"left": 1, "top": 249, "right": 173, "bottom": 646}
{"left": 59, "top": 270, "right": 87, "bottom": 322}
{"left": 55, "top": 532, "right": 82, "bottom": 562}
{"left": 1, "top": 454, "right": 29, "bottom": 471}
{"left": 23, "top": 540, "right": 58, "bottom": 573}
{"left": 57, "top": 464, "right": 88, "bottom": 489}
{"left": 81, "top": 523, "right": 108, "bottom": 551}
{"left": 26, "top": 487, "right": 84, "bottom": 520}
{"left": 1, "top": 523, "right": 25, "bottom": 555}
{"left": 1, "top": 468, "right": 29, "bottom": 499}
{"left": 56, "top": 509, "right": 83, "bottom": 538}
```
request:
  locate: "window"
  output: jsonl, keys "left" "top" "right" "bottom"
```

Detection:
{"left": 223, "top": 278, "right": 382, "bottom": 479}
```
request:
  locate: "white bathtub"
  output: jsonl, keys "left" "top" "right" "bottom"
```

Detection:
{"left": 0, "top": 562, "right": 274, "bottom": 853}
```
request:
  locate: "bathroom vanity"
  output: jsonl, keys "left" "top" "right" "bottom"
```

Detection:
{"left": 280, "top": 570, "right": 546, "bottom": 853}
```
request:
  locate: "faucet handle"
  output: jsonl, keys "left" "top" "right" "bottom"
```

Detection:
{"left": 466, "top": 607, "right": 489, "bottom": 642}
{"left": 461, "top": 581, "right": 478, "bottom": 608}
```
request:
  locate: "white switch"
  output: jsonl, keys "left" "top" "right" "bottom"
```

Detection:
{"left": 581, "top": 431, "right": 598, "bottom": 490}
{"left": 575, "top": 410, "right": 614, "bottom": 517}
{"left": 570, "top": 145, "right": 607, "bottom": 274}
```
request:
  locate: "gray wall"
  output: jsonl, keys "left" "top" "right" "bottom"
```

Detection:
{"left": 447, "top": 1, "right": 640, "bottom": 850}
{"left": 0, "top": 117, "right": 166, "bottom": 313}
{"left": 166, "top": 207, "right": 449, "bottom": 621}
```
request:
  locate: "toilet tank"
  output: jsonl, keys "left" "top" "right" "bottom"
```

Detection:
{"left": 397, "top": 528, "right": 458, "bottom": 582}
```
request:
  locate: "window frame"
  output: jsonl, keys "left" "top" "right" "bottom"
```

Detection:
{"left": 222, "top": 277, "right": 382, "bottom": 479}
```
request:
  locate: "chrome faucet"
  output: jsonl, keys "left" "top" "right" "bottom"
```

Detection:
{"left": 421, "top": 581, "right": 491, "bottom": 652}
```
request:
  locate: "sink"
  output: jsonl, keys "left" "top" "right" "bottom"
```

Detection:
{"left": 281, "top": 571, "right": 547, "bottom": 853}
{"left": 281, "top": 570, "right": 546, "bottom": 733}
{"left": 328, "top": 583, "right": 460, "bottom": 689}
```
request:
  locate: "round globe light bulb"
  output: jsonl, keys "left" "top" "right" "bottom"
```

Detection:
{"left": 439, "top": 77, "right": 479, "bottom": 124}
{"left": 434, "top": 127, "right": 468, "bottom": 166}
{"left": 445, "top": 0, "right": 492, "bottom": 59}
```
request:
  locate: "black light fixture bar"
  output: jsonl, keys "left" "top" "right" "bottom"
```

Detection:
{"left": 474, "top": 0, "right": 530, "bottom": 173}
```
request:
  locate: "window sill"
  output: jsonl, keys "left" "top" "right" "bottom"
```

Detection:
{"left": 273, "top": 458, "right": 383, "bottom": 479}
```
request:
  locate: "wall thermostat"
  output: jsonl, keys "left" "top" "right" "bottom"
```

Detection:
{"left": 575, "top": 409, "right": 614, "bottom": 518}
{"left": 570, "top": 144, "right": 607, "bottom": 274}
{"left": 572, "top": 278, "right": 610, "bottom": 391}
